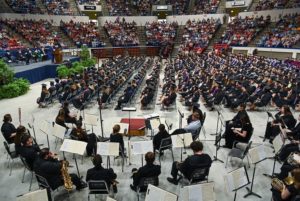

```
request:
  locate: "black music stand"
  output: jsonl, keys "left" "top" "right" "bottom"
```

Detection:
{"left": 97, "top": 92, "right": 105, "bottom": 140}
{"left": 263, "top": 134, "right": 284, "bottom": 178}
{"left": 210, "top": 108, "right": 224, "bottom": 136}
{"left": 178, "top": 109, "right": 184, "bottom": 128}
{"left": 122, "top": 107, "right": 137, "bottom": 140}
{"left": 261, "top": 111, "right": 275, "bottom": 140}
{"left": 226, "top": 166, "right": 250, "bottom": 201}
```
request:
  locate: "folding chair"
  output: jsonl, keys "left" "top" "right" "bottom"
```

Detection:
{"left": 136, "top": 176, "right": 159, "bottom": 201}
{"left": 179, "top": 166, "right": 210, "bottom": 187}
{"left": 3, "top": 141, "right": 18, "bottom": 176}
{"left": 20, "top": 155, "right": 34, "bottom": 191}
{"left": 225, "top": 141, "right": 253, "bottom": 168}
{"left": 87, "top": 180, "right": 111, "bottom": 201}
{"left": 157, "top": 137, "right": 174, "bottom": 165}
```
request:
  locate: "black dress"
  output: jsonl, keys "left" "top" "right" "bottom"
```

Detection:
{"left": 225, "top": 123, "right": 253, "bottom": 148}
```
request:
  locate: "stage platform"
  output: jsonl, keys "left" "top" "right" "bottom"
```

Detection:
{"left": 13, "top": 57, "right": 80, "bottom": 83}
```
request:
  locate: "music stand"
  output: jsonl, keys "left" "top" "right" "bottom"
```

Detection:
{"left": 178, "top": 109, "right": 184, "bottom": 128}
{"left": 145, "top": 184, "right": 178, "bottom": 201}
{"left": 263, "top": 134, "right": 285, "bottom": 178}
{"left": 261, "top": 111, "right": 275, "bottom": 140}
{"left": 130, "top": 140, "right": 153, "bottom": 166}
{"left": 244, "top": 145, "right": 268, "bottom": 198}
{"left": 83, "top": 113, "right": 98, "bottom": 133}
{"left": 60, "top": 139, "right": 87, "bottom": 178}
{"left": 38, "top": 120, "right": 51, "bottom": 149}
{"left": 17, "top": 189, "right": 48, "bottom": 201}
{"left": 171, "top": 133, "right": 193, "bottom": 162}
{"left": 182, "top": 182, "right": 216, "bottom": 201}
{"left": 106, "top": 197, "right": 117, "bottom": 201}
{"left": 51, "top": 124, "right": 66, "bottom": 149}
{"left": 122, "top": 107, "right": 137, "bottom": 139}
{"left": 210, "top": 108, "right": 224, "bottom": 136}
{"left": 97, "top": 142, "right": 120, "bottom": 169}
{"left": 147, "top": 117, "right": 161, "bottom": 139}
{"left": 224, "top": 166, "right": 250, "bottom": 201}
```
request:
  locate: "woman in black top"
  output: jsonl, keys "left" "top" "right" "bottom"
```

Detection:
{"left": 110, "top": 124, "right": 125, "bottom": 155}
{"left": 225, "top": 115, "right": 253, "bottom": 148}
{"left": 1, "top": 114, "right": 16, "bottom": 144}
{"left": 265, "top": 105, "right": 296, "bottom": 143}
{"left": 272, "top": 168, "right": 300, "bottom": 201}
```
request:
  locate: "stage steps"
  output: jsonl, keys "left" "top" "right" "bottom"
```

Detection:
{"left": 69, "top": 0, "right": 81, "bottom": 15}
{"left": 137, "top": 26, "right": 146, "bottom": 46}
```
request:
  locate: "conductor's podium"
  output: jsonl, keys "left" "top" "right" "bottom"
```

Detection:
{"left": 120, "top": 118, "right": 146, "bottom": 136}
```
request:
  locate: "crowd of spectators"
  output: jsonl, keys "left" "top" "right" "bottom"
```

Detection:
{"left": 0, "top": 22, "right": 23, "bottom": 49}
{"left": 255, "top": 0, "right": 289, "bottom": 10}
{"left": 145, "top": 21, "right": 178, "bottom": 46}
{"left": 166, "top": 0, "right": 189, "bottom": 15}
{"left": 43, "top": 0, "right": 74, "bottom": 15}
{"left": 132, "top": 0, "right": 159, "bottom": 16}
{"left": 104, "top": 18, "right": 140, "bottom": 47}
{"left": 217, "top": 16, "right": 270, "bottom": 46}
{"left": 106, "top": 0, "right": 132, "bottom": 16}
{"left": 5, "top": 0, "right": 43, "bottom": 14}
{"left": 257, "top": 14, "right": 300, "bottom": 48}
{"left": 172, "top": 52, "right": 300, "bottom": 111}
{"left": 60, "top": 20, "right": 105, "bottom": 48}
{"left": 191, "top": 0, "right": 220, "bottom": 14}
{"left": 178, "top": 18, "right": 221, "bottom": 55}
{"left": 4, "top": 19, "right": 62, "bottom": 48}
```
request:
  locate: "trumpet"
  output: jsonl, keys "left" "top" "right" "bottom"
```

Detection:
{"left": 271, "top": 176, "right": 295, "bottom": 192}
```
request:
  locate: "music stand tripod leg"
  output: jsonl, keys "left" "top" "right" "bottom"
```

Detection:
{"left": 74, "top": 155, "right": 81, "bottom": 178}
{"left": 244, "top": 163, "right": 262, "bottom": 198}
{"left": 263, "top": 156, "right": 276, "bottom": 178}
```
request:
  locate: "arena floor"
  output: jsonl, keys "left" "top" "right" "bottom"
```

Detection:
{"left": 0, "top": 59, "right": 288, "bottom": 201}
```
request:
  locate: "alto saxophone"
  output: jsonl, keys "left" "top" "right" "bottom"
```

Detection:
{"left": 61, "top": 160, "right": 73, "bottom": 191}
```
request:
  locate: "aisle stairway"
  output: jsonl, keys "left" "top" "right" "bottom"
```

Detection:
{"left": 69, "top": 0, "right": 81, "bottom": 15}
{"left": 98, "top": 27, "right": 113, "bottom": 47}
{"left": 35, "top": 0, "right": 48, "bottom": 14}
{"left": 0, "top": 0, "right": 13, "bottom": 13}
{"left": 2, "top": 23, "right": 32, "bottom": 48}
{"left": 52, "top": 26, "right": 77, "bottom": 48}
{"left": 248, "top": 22, "right": 275, "bottom": 46}
{"left": 137, "top": 26, "right": 146, "bottom": 46}
{"left": 216, "top": 0, "right": 226, "bottom": 13}
{"left": 100, "top": 0, "right": 110, "bottom": 16}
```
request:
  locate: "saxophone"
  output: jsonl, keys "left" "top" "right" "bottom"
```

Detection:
{"left": 61, "top": 160, "right": 73, "bottom": 191}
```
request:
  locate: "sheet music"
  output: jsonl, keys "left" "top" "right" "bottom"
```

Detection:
{"left": 131, "top": 140, "right": 153, "bottom": 155}
{"left": 182, "top": 182, "right": 215, "bottom": 201}
{"left": 293, "top": 153, "right": 300, "bottom": 163}
{"left": 52, "top": 124, "right": 65, "bottom": 140}
{"left": 145, "top": 184, "right": 178, "bottom": 201}
{"left": 97, "top": 142, "right": 119, "bottom": 156}
{"left": 106, "top": 197, "right": 117, "bottom": 201}
{"left": 39, "top": 120, "right": 51, "bottom": 134}
{"left": 17, "top": 189, "right": 48, "bottom": 201}
{"left": 144, "top": 113, "right": 160, "bottom": 119}
{"left": 150, "top": 118, "right": 161, "bottom": 130}
{"left": 171, "top": 133, "right": 193, "bottom": 148}
{"left": 273, "top": 134, "right": 284, "bottom": 154}
{"left": 249, "top": 145, "right": 267, "bottom": 164}
{"left": 84, "top": 114, "right": 98, "bottom": 126}
{"left": 60, "top": 139, "right": 87, "bottom": 155}
{"left": 224, "top": 167, "right": 249, "bottom": 192}
{"left": 122, "top": 107, "right": 137, "bottom": 111}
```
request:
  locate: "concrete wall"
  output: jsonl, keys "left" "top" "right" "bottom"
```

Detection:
{"left": 238, "top": 8, "right": 300, "bottom": 22}
{"left": 98, "top": 16, "right": 158, "bottom": 26}
{"left": 0, "top": 13, "right": 90, "bottom": 26}
{"left": 166, "top": 14, "right": 226, "bottom": 25}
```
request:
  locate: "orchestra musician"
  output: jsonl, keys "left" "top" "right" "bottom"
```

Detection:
{"left": 264, "top": 105, "right": 296, "bottom": 143}
{"left": 271, "top": 168, "right": 300, "bottom": 201}
{"left": 18, "top": 135, "right": 40, "bottom": 169}
{"left": 153, "top": 124, "right": 170, "bottom": 153}
{"left": 1, "top": 114, "right": 17, "bottom": 144}
{"left": 37, "top": 84, "right": 50, "bottom": 108}
{"left": 167, "top": 141, "right": 212, "bottom": 185}
{"left": 110, "top": 124, "right": 125, "bottom": 155}
{"left": 86, "top": 154, "right": 118, "bottom": 193}
{"left": 70, "top": 121, "right": 97, "bottom": 156}
{"left": 55, "top": 102, "right": 81, "bottom": 129}
{"left": 34, "top": 148, "right": 86, "bottom": 201}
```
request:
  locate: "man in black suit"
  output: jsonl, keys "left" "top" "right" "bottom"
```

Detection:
{"left": 86, "top": 154, "right": 118, "bottom": 193}
{"left": 167, "top": 141, "right": 212, "bottom": 185}
{"left": 130, "top": 152, "right": 161, "bottom": 191}
{"left": 33, "top": 148, "right": 86, "bottom": 198}
{"left": 18, "top": 135, "right": 40, "bottom": 170}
